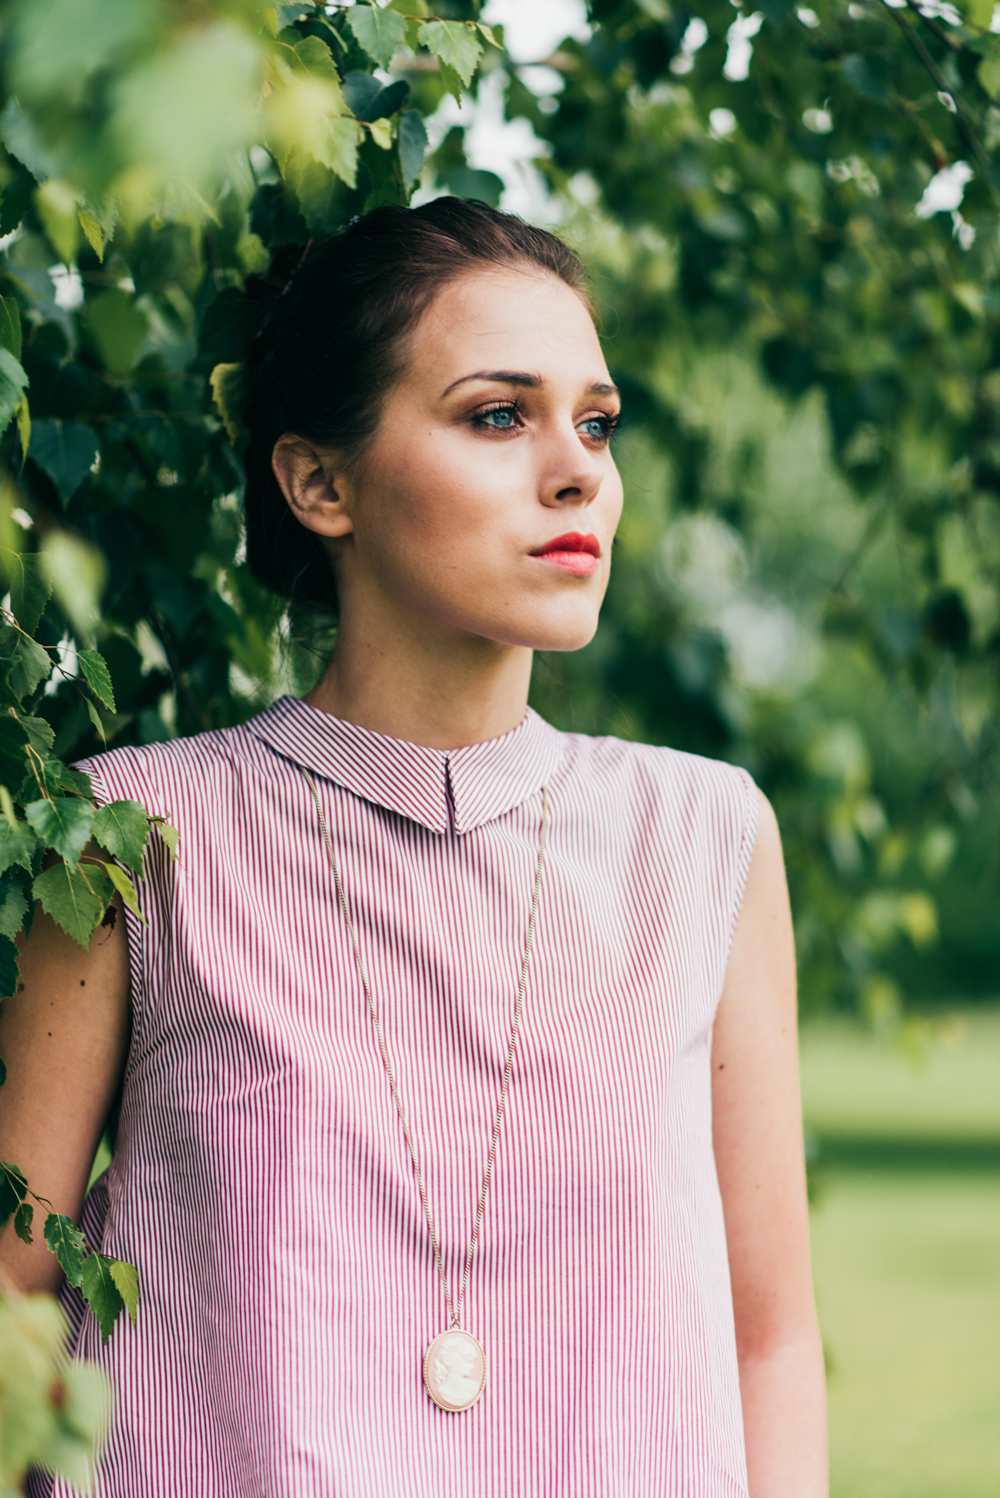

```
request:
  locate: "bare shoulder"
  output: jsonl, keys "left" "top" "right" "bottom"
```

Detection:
{"left": 0, "top": 889, "right": 131, "bottom": 1293}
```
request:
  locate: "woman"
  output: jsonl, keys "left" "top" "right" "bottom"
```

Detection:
{"left": 1, "top": 199, "right": 826, "bottom": 1496}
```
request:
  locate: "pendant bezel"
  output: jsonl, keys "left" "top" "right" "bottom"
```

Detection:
{"left": 423, "top": 1328, "right": 487, "bottom": 1413}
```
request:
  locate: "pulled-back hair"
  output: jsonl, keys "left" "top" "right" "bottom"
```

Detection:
{"left": 242, "top": 198, "right": 590, "bottom": 611}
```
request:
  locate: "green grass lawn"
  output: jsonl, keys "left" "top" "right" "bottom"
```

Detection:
{"left": 801, "top": 1012, "right": 1000, "bottom": 1497}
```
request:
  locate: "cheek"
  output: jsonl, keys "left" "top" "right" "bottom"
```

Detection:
{"left": 365, "top": 433, "right": 515, "bottom": 558}
{"left": 606, "top": 468, "right": 625, "bottom": 526}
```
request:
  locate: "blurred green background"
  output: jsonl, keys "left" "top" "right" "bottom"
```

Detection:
{"left": 802, "top": 1011, "right": 1000, "bottom": 1496}
{"left": 0, "top": 0, "right": 998, "bottom": 1489}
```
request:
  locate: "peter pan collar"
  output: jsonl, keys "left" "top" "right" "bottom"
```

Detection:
{"left": 248, "top": 695, "right": 563, "bottom": 835}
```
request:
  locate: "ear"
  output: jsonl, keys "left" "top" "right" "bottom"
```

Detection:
{"left": 271, "top": 434, "right": 354, "bottom": 539}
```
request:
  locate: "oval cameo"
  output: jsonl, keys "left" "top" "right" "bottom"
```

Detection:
{"left": 423, "top": 1329, "right": 487, "bottom": 1413}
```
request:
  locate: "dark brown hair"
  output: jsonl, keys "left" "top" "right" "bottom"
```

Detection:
{"left": 242, "top": 198, "right": 589, "bottom": 611}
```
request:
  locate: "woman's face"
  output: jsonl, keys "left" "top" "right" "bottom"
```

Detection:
{"left": 287, "top": 266, "right": 623, "bottom": 654}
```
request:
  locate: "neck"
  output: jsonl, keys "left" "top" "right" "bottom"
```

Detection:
{"left": 305, "top": 603, "right": 533, "bottom": 752}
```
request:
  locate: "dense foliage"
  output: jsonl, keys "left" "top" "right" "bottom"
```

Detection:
{"left": 509, "top": 0, "right": 1000, "bottom": 1023}
{"left": 0, "top": 0, "right": 997, "bottom": 1483}
{"left": 0, "top": 1, "right": 498, "bottom": 1485}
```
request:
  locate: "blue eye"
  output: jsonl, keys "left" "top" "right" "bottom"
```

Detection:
{"left": 477, "top": 407, "right": 517, "bottom": 429}
{"left": 578, "top": 415, "right": 616, "bottom": 442}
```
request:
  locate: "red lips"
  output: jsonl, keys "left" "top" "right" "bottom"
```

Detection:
{"left": 532, "top": 532, "right": 601, "bottom": 558}
{"left": 530, "top": 532, "right": 601, "bottom": 576}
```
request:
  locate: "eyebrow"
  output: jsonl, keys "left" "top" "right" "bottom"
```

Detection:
{"left": 441, "top": 370, "right": 620, "bottom": 399}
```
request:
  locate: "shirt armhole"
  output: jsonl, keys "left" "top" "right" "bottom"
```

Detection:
{"left": 724, "top": 767, "right": 760, "bottom": 963}
{"left": 74, "top": 757, "right": 149, "bottom": 1040}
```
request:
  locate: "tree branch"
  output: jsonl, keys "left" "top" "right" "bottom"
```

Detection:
{"left": 883, "top": 0, "right": 994, "bottom": 190}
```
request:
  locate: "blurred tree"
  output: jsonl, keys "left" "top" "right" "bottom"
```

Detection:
{"left": 502, "top": 0, "right": 1000, "bottom": 1020}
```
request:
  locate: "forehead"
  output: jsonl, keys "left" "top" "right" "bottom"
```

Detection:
{"left": 410, "top": 267, "right": 607, "bottom": 384}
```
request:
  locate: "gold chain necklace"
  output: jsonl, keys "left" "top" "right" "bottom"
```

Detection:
{"left": 300, "top": 768, "right": 549, "bottom": 1413}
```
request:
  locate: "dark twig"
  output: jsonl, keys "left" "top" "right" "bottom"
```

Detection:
{"left": 882, "top": 0, "right": 995, "bottom": 190}
{"left": 905, "top": 0, "right": 962, "bottom": 52}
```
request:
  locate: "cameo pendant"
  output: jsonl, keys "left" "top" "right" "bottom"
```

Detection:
{"left": 423, "top": 1329, "right": 487, "bottom": 1413}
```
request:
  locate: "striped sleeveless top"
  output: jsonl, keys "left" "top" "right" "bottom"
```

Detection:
{"left": 35, "top": 698, "right": 758, "bottom": 1497}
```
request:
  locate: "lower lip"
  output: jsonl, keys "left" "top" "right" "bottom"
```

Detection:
{"left": 532, "top": 551, "right": 599, "bottom": 575}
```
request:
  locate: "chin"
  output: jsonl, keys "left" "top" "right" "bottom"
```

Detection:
{"left": 532, "top": 629, "right": 599, "bottom": 654}
{"left": 489, "top": 603, "right": 601, "bottom": 654}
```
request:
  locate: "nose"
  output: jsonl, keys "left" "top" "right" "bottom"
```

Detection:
{"left": 539, "top": 419, "right": 605, "bottom": 509}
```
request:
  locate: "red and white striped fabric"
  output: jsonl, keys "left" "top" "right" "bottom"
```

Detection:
{"left": 35, "top": 697, "right": 758, "bottom": 1497}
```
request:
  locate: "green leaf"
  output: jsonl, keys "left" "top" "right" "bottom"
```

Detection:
{"left": 29, "top": 420, "right": 99, "bottom": 505}
{"left": 314, "top": 117, "right": 364, "bottom": 188}
{"left": 209, "top": 362, "right": 245, "bottom": 445}
{"left": 100, "top": 860, "right": 145, "bottom": 923}
{"left": 21, "top": 757, "right": 65, "bottom": 801}
{"left": 341, "top": 74, "right": 408, "bottom": 124}
{"left": 26, "top": 797, "right": 95, "bottom": 865}
{"left": 3, "top": 549, "right": 52, "bottom": 635}
{"left": 0, "top": 870, "right": 28, "bottom": 939}
{"left": 0, "top": 1158, "right": 28, "bottom": 1231}
{"left": 0, "top": 1055, "right": 6, "bottom": 1085}
{"left": 0, "top": 816, "right": 36, "bottom": 877}
{"left": 0, "top": 158, "right": 37, "bottom": 236}
{"left": 437, "top": 62, "right": 466, "bottom": 105}
{"left": 0, "top": 294, "right": 22, "bottom": 362}
{"left": 0, "top": 623, "right": 52, "bottom": 705}
{"left": 81, "top": 1252, "right": 125, "bottom": 1342}
{"left": 439, "top": 165, "right": 503, "bottom": 208}
{"left": 151, "top": 815, "right": 179, "bottom": 860}
{"left": 78, "top": 206, "right": 106, "bottom": 261}
{"left": 35, "top": 178, "right": 80, "bottom": 265}
{"left": 0, "top": 932, "right": 17, "bottom": 997}
{"left": 291, "top": 35, "right": 343, "bottom": 88}
{"left": 44, "top": 1212, "right": 86, "bottom": 1288}
{"left": 477, "top": 22, "right": 501, "bottom": 49}
{"left": 58, "top": 765, "right": 92, "bottom": 797}
{"left": 9, "top": 0, "right": 157, "bottom": 99}
{"left": 22, "top": 715, "right": 55, "bottom": 759}
{"left": 83, "top": 290, "right": 148, "bottom": 374}
{"left": 369, "top": 118, "right": 392, "bottom": 151}
{"left": 348, "top": 3, "right": 407, "bottom": 70}
{"left": 109, "top": 1258, "right": 139, "bottom": 1324}
{"left": 0, "top": 98, "right": 56, "bottom": 182}
{"left": 86, "top": 697, "right": 107, "bottom": 745}
{"left": 77, "top": 648, "right": 115, "bottom": 711}
{"left": 399, "top": 110, "right": 428, "bottom": 193}
{"left": 363, "top": 177, "right": 401, "bottom": 212}
{"left": 33, "top": 860, "right": 109, "bottom": 946}
{"left": 15, "top": 393, "right": 30, "bottom": 466}
{"left": 93, "top": 799, "right": 148, "bottom": 872}
{"left": 0, "top": 345, "right": 29, "bottom": 434}
{"left": 14, "top": 1200, "right": 33, "bottom": 1244}
{"left": 0, "top": 714, "right": 42, "bottom": 788}
{"left": 417, "top": 20, "right": 483, "bottom": 90}
{"left": 40, "top": 530, "right": 105, "bottom": 640}
{"left": 979, "top": 53, "right": 1000, "bottom": 98}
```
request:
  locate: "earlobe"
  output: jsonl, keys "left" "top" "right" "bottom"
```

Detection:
{"left": 271, "top": 434, "right": 354, "bottom": 539}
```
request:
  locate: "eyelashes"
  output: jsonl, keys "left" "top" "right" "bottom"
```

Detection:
{"left": 471, "top": 400, "right": 621, "bottom": 444}
{"left": 582, "top": 412, "right": 621, "bottom": 442}
{"left": 472, "top": 401, "right": 523, "bottom": 433}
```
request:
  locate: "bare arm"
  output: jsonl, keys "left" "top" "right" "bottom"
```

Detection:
{"left": 0, "top": 893, "right": 131, "bottom": 1294}
{"left": 713, "top": 791, "right": 828, "bottom": 1498}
